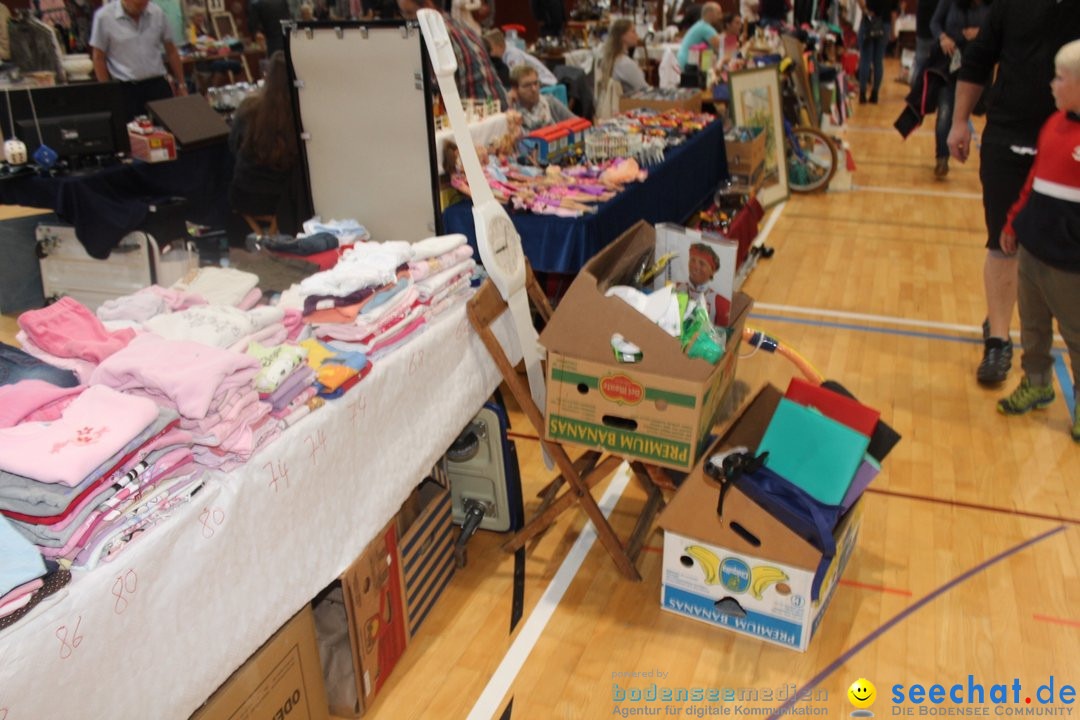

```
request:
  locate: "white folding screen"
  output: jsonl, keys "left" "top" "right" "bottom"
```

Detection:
{"left": 287, "top": 22, "right": 441, "bottom": 242}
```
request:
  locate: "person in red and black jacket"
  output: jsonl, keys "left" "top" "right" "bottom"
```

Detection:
{"left": 948, "top": 0, "right": 1080, "bottom": 387}
{"left": 995, "top": 39, "right": 1080, "bottom": 443}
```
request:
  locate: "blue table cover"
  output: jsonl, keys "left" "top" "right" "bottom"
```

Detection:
{"left": 443, "top": 118, "right": 729, "bottom": 274}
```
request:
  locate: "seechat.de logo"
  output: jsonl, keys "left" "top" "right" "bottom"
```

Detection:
{"left": 849, "top": 678, "right": 877, "bottom": 717}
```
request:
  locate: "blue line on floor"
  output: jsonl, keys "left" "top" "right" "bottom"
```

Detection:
{"left": 764, "top": 525, "right": 1068, "bottom": 720}
{"left": 750, "top": 310, "right": 1073, "bottom": 415}
{"left": 1054, "top": 353, "right": 1076, "bottom": 419}
{"left": 748, "top": 312, "right": 985, "bottom": 344}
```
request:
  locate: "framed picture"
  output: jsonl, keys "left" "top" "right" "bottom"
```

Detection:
{"left": 211, "top": 11, "right": 236, "bottom": 38}
{"left": 729, "top": 66, "right": 789, "bottom": 208}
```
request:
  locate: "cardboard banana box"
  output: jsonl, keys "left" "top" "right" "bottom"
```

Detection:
{"left": 658, "top": 384, "right": 863, "bottom": 652}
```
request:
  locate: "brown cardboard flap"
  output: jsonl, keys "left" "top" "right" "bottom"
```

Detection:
{"left": 540, "top": 221, "right": 753, "bottom": 384}
{"left": 658, "top": 384, "right": 824, "bottom": 570}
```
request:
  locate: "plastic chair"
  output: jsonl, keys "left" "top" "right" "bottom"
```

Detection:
{"left": 540, "top": 83, "right": 569, "bottom": 107}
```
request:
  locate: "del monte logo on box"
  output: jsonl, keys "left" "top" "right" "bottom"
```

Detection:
{"left": 599, "top": 374, "right": 644, "bottom": 405}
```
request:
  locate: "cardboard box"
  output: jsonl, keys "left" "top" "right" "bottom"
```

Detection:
{"left": 727, "top": 160, "right": 766, "bottom": 194}
{"left": 725, "top": 128, "right": 766, "bottom": 180}
{"left": 657, "top": 385, "right": 863, "bottom": 652}
{"left": 128, "top": 128, "right": 176, "bottom": 163}
{"left": 620, "top": 89, "right": 703, "bottom": 114}
{"left": 191, "top": 607, "right": 330, "bottom": 720}
{"left": 397, "top": 479, "right": 457, "bottom": 639}
{"left": 316, "top": 520, "right": 408, "bottom": 718}
{"left": 540, "top": 221, "right": 752, "bottom": 472}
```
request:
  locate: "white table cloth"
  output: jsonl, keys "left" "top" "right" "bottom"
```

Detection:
{"left": 0, "top": 300, "right": 520, "bottom": 719}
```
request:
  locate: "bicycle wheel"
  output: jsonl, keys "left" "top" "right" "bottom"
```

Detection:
{"left": 786, "top": 126, "right": 838, "bottom": 194}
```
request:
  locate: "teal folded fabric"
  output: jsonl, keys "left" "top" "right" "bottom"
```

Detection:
{"left": 757, "top": 398, "right": 870, "bottom": 505}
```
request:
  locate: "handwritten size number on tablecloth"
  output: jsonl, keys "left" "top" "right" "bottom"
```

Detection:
{"left": 112, "top": 569, "right": 138, "bottom": 614}
{"left": 55, "top": 616, "right": 83, "bottom": 659}
{"left": 305, "top": 429, "right": 326, "bottom": 466}
{"left": 265, "top": 459, "right": 291, "bottom": 493}
{"left": 199, "top": 506, "right": 225, "bottom": 538}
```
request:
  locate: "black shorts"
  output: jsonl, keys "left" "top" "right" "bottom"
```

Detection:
{"left": 979, "top": 142, "right": 1036, "bottom": 251}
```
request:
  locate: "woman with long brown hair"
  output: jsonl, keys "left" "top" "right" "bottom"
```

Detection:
{"left": 228, "top": 51, "right": 299, "bottom": 236}
{"left": 595, "top": 18, "right": 650, "bottom": 118}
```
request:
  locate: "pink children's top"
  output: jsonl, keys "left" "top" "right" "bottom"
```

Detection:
{"left": 0, "top": 381, "right": 85, "bottom": 429}
{"left": 89, "top": 335, "right": 260, "bottom": 421}
{"left": 0, "top": 385, "right": 159, "bottom": 486}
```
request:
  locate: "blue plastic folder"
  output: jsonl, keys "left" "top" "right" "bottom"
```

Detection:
{"left": 757, "top": 398, "right": 870, "bottom": 505}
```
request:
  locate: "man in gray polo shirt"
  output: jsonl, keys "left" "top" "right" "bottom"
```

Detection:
{"left": 90, "top": 0, "right": 186, "bottom": 121}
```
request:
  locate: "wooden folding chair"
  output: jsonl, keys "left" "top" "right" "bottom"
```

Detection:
{"left": 466, "top": 266, "right": 668, "bottom": 581}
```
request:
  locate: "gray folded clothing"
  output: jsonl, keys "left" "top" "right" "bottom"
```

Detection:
{"left": 0, "top": 408, "right": 178, "bottom": 516}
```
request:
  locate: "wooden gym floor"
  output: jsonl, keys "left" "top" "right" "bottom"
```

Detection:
{"left": 3, "top": 59, "right": 1078, "bottom": 720}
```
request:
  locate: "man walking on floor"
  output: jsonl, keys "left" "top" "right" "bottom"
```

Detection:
{"left": 947, "top": 0, "right": 1080, "bottom": 386}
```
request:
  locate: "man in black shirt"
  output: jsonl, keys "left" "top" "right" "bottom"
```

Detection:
{"left": 947, "top": 0, "right": 1080, "bottom": 386}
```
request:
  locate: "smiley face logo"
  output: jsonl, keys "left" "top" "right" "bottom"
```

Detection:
{"left": 848, "top": 678, "right": 877, "bottom": 716}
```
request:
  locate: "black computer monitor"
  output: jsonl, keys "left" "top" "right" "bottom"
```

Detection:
{"left": 16, "top": 111, "right": 116, "bottom": 158}
{"left": 1, "top": 82, "right": 131, "bottom": 159}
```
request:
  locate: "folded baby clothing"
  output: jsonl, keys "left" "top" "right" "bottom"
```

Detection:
{"left": 298, "top": 241, "right": 413, "bottom": 298}
{"left": 408, "top": 244, "right": 474, "bottom": 281}
{"left": 173, "top": 266, "right": 260, "bottom": 307}
{"left": 91, "top": 335, "right": 260, "bottom": 421}
{"left": 96, "top": 292, "right": 169, "bottom": 324}
{"left": 144, "top": 305, "right": 285, "bottom": 350}
{"left": 226, "top": 322, "right": 289, "bottom": 354}
{"left": 18, "top": 297, "right": 136, "bottom": 365}
{"left": 263, "top": 365, "right": 317, "bottom": 412}
{"left": 12, "top": 333, "right": 97, "bottom": 384}
{"left": 0, "top": 410, "right": 179, "bottom": 518}
{"left": 0, "top": 561, "right": 70, "bottom": 630}
{"left": 0, "top": 381, "right": 84, "bottom": 428}
{"left": 300, "top": 218, "right": 369, "bottom": 246}
{"left": 247, "top": 343, "right": 309, "bottom": 394}
{"left": 415, "top": 259, "right": 476, "bottom": 301}
{"left": 236, "top": 287, "right": 263, "bottom": 311}
{"left": 139, "top": 284, "right": 207, "bottom": 311}
{"left": 0, "top": 385, "right": 159, "bottom": 487}
{"left": 410, "top": 233, "right": 466, "bottom": 262}
{"left": 0, "top": 515, "right": 46, "bottom": 597}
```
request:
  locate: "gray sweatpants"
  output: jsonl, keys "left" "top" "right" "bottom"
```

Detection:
{"left": 1017, "top": 246, "right": 1080, "bottom": 395}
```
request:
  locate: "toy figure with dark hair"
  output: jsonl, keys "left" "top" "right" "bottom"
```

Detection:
{"left": 680, "top": 242, "right": 732, "bottom": 325}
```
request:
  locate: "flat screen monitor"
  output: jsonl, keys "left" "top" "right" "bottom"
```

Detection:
{"left": 1, "top": 82, "right": 130, "bottom": 158}
{"left": 16, "top": 111, "right": 116, "bottom": 158}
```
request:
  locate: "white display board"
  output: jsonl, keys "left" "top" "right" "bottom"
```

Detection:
{"left": 288, "top": 22, "right": 441, "bottom": 242}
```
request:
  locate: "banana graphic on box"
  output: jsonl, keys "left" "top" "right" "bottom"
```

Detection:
{"left": 749, "top": 565, "right": 788, "bottom": 600}
{"left": 683, "top": 545, "right": 722, "bottom": 584}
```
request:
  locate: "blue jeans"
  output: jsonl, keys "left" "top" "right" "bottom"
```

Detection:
{"left": 935, "top": 80, "right": 954, "bottom": 159}
{"left": 0, "top": 342, "right": 79, "bottom": 388}
{"left": 857, "top": 18, "right": 890, "bottom": 97}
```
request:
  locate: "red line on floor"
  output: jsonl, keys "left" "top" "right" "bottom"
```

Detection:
{"left": 1032, "top": 614, "right": 1080, "bottom": 629}
{"left": 865, "top": 487, "right": 1080, "bottom": 526}
{"left": 641, "top": 546, "right": 663, "bottom": 553}
{"left": 839, "top": 579, "right": 912, "bottom": 596}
